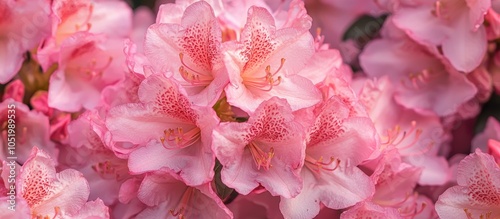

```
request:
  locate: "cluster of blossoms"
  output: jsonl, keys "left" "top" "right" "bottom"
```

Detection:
{"left": 1, "top": 0, "right": 500, "bottom": 218}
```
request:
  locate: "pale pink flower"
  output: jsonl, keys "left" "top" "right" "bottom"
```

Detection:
{"left": 0, "top": 99, "right": 57, "bottom": 164}
{"left": 392, "top": 0, "right": 491, "bottom": 72}
{"left": 0, "top": 0, "right": 51, "bottom": 84}
{"left": 354, "top": 77, "right": 450, "bottom": 186}
{"left": 106, "top": 74, "right": 219, "bottom": 186}
{"left": 48, "top": 32, "right": 126, "bottom": 112}
{"left": 212, "top": 97, "right": 306, "bottom": 198}
{"left": 364, "top": 148, "right": 433, "bottom": 218}
{"left": 360, "top": 17, "right": 477, "bottom": 117}
{"left": 63, "top": 111, "right": 131, "bottom": 206}
{"left": 17, "top": 147, "right": 109, "bottom": 218}
{"left": 436, "top": 149, "right": 500, "bottom": 219}
{"left": 134, "top": 172, "right": 232, "bottom": 219}
{"left": 223, "top": 5, "right": 322, "bottom": 113}
{"left": 37, "top": 0, "right": 133, "bottom": 69}
{"left": 144, "top": 1, "right": 229, "bottom": 107}
{"left": 279, "top": 96, "right": 377, "bottom": 218}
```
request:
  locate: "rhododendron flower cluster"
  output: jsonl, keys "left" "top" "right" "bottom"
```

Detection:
{"left": 1, "top": 0, "right": 500, "bottom": 218}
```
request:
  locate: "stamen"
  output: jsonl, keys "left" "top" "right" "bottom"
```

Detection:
{"left": 178, "top": 53, "right": 213, "bottom": 86}
{"left": 401, "top": 69, "right": 432, "bottom": 90}
{"left": 247, "top": 142, "right": 274, "bottom": 170}
{"left": 464, "top": 209, "right": 492, "bottom": 219}
{"left": 161, "top": 127, "right": 201, "bottom": 149}
{"left": 431, "top": 1, "right": 442, "bottom": 17}
{"left": 305, "top": 154, "right": 340, "bottom": 173}
{"left": 243, "top": 58, "right": 286, "bottom": 92}
{"left": 381, "top": 121, "right": 432, "bottom": 155}
{"left": 52, "top": 206, "right": 61, "bottom": 219}
{"left": 91, "top": 160, "right": 126, "bottom": 180}
{"left": 76, "top": 57, "right": 113, "bottom": 80}
{"left": 169, "top": 187, "right": 195, "bottom": 219}
{"left": 74, "top": 4, "right": 94, "bottom": 32}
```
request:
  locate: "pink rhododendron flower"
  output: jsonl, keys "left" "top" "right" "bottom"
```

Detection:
{"left": 0, "top": 0, "right": 51, "bottom": 84}
{"left": 0, "top": 99, "right": 57, "bottom": 164}
{"left": 355, "top": 77, "right": 451, "bottom": 186}
{"left": 223, "top": 5, "right": 322, "bottom": 113}
{"left": 64, "top": 111, "right": 131, "bottom": 206}
{"left": 360, "top": 17, "right": 477, "bottom": 116}
{"left": 393, "top": 0, "right": 490, "bottom": 72}
{"left": 134, "top": 172, "right": 232, "bottom": 219}
{"left": 212, "top": 97, "right": 306, "bottom": 198}
{"left": 107, "top": 74, "right": 219, "bottom": 186}
{"left": 279, "top": 96, "right": 377, "bottom": 218}
{"left": 37, "top": 0, "right": 132, "bottom": 69}
{"left": 48, "top": 32, "right": 126, "bottom": 112}
{"left": 0, "top": 0, "right": 499, "bottom": 217}
{"left": 144, "top": 1, "right": 228, "bottom": 107}
{"left": 16, "top": 147, "right": 109, "bottom": 218}
{"left": 436, "top": 149, "right": 500, "bottom": 219}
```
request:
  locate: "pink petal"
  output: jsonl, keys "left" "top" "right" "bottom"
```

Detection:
{"left": 466, "top": 0, "right": 491, "bottom": 30}
{"left": 213, "top": 97, "right": 306, "bottom": 198}
{"left": 0, "top": 39, "right": 23, "bottom": 84}
{"left": 19, "top": 148, "right": 90, "bottom": 217}
{"left": 393, "top": 6, "right": 448, "bottom": 46}
{"left": 441, "top": 16, "right": 488, "bottom": 72}
{"left": 403, "top": 155, "right": 450, "bottom": 185}
{"left": 280, "top": 166, "right": 374, "bottom": 218}
{"left": 128, "top": 140, "right": 215, "bottom": 186}
{"left": 66, "top": 199, "right": 109, "bottom": 219}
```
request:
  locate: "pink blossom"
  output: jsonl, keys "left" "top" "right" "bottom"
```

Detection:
{"left": 279, "top": 96, "right": 377, "bottom": 218}
{"left": 17, "top": 147, "right": 109, "bottom": 218}
{"left": 134, "top": 172, "right": 232, "bottom": 219}
{"left": 37, "top": 0, "right": 133, "bottom": 69}
{"left": 436, "top": 149, "right": 500, "bottom": 218}
{"left": 144, "top": 1, "right": 229, "bottom": 107}
{"left": 212, "top": 97, "right": 306, "bottom": 198}
{"left": 48, "top": 32, "right": 126, "bottom": 112}
{"left": 107, "top": 74, "right": 219, "bottom": 186}
{"left": 360, "top": 17, "right": 477, "bottom": 117}
{"left": 0, "top": 99, "right": 57, "bottom": 164}
{"left": 223, "top": 5, "right": 322, "bottom": 113}
{"left": 354, "top": 77, "right": 450, "bottom": 186}
{"left": 393, "top": 0, "right": 490, "bottom": 72}
{"left": 63, "top": 111, "right": 131, "bottom": 206}
{"left": 0, "top": 0, "right": 51, "bottom": 84}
